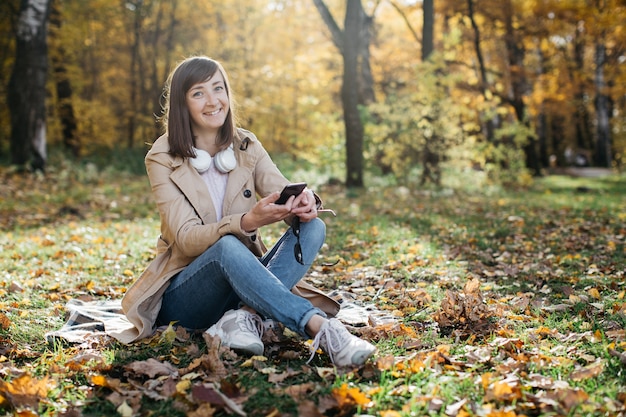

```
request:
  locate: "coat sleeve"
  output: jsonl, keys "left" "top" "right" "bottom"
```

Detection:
{"left": 146, "top": 152, "right": 252, "bottom": 258}
{"left": 248, "top": 137, "right": 292, "bottom": 198}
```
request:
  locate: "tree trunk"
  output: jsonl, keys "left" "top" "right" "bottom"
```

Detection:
{"left": 419, "top": 0, "right": 440, "bottom": 186}
{"left": 50, "top": 0, "right": 79, "bottom": 157}
{"left": 313, "top": 0, "right": 373, "bottom": 187}
{"left": 127, "top": 0, "right": 143, "bottom": 149}
{"left": 358, "top": 12, "right": 375, "bottom": 105}
{"left": 535, "top": 45, "right": 550, "bottom": 168}
{"left": 343, "top": 0, "right": 364, "bottom": 187}
{"left": 8, "top": 0, "right": 52, "bottom": 171}
{"left": 594, "top": 41, "right": 611, "bottom": 167}
{"left": 572, "top": 26, "right": 594, "bottom": 151}
{"left": 422, "top": 0, "right": 434, "bottom": 60}
{"left": 503, "top": 0, "right": 541, "bottom": 175}
{"left": 149, "top": 0, "right": 179, "bottom": 137}
{"left": 467, "top": 0, "right": 495, "bottom": 143}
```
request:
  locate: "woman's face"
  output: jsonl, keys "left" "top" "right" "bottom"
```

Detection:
{"left": 185, "top": 70, "right": 229, "bottom": 136}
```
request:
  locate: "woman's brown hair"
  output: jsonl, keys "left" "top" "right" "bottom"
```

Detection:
{"left": 159, "top": 56, "right": 237, "bottom": 158}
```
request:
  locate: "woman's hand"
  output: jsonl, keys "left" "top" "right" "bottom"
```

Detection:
{"left": 240, "top": 191, "right": 293, "bottom": 232}
{"left": 290, "top": 189, "right": 317, "bottom": 222}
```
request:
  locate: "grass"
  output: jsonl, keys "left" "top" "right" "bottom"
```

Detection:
{"left": 1, "top": 160, "right": 625, "bottom": 416}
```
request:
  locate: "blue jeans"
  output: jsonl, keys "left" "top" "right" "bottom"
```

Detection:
{"left": 156, "top": 217, "right": 327, "bottom": 337}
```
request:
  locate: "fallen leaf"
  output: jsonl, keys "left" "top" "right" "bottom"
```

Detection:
{"left": 332, "top": 383, "right": 371, "bottom": 408}
{"left": 444, "top": 398, "right": 467, "bottom": 416}
{"left": 282, "top": 382, "right": 316, "bottom": 400}
{"left": 117, "top": 401, "right": 133, "bottom": 417}
{"left": 0, "top": 374, "right": 55, "bottom": 409}
{"left": 297, "top": 399, "right": 324, "bottom": 417}
{"left": 188, "top": 403, "right": 216, "bottom": 417}
{"left": 124, "top": 358, "right": 178, "bottom": 378}
{"left": 192, "top": 383, "right": 246, "bottom": 417}
{"left": 0, "top": 312, "right": 11, "bottom": 330}
{"left": 569, "top": 361, "right": 604, "bottom": 381}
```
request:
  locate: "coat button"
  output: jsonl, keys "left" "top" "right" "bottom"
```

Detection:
{"left": 243, "top": 189, "right": 252, "bottom": 198}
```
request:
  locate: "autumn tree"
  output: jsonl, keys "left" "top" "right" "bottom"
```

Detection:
{"left": 49, "top": 0, "right": 79, "bottom": 157}
{"left": 1, "top": 0, "right": 624, "bottom": 180}
{"left": 0, "top": 0, "right": 20, "bottom": 159}
{"left": 8, "top": 0, "right": 52, "bottom": 171}
{"left": 313, "top": 0, "right": 377, "bottom": 188}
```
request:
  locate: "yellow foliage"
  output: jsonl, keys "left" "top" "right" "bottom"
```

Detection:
{"left": 333, "top": 383, "right": 372, "bottom": 408}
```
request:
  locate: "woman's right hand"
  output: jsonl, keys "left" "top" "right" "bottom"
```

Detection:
{"left": 240, "top": 191, "right": 295, "bottom": 232}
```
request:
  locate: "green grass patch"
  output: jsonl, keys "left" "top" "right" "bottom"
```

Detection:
{"left": 1, "top": 164, "right": 625, "bottom": 416}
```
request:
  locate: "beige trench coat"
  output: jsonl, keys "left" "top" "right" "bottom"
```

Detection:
{"left": 111, "top": 129, "right": 339, "bottom": 343}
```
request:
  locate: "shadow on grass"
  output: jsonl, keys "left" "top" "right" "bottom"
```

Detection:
{"left": 319, "top": 174, "right": 626, "bottom": 299}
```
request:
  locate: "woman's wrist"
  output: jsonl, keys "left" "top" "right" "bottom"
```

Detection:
{"left": 240, "top": 213, "right": 257, "bottom": 233}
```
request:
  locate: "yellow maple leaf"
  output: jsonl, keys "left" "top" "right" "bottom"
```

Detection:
{"left": 333, "top": 383, "right": 371, "bottom": 407}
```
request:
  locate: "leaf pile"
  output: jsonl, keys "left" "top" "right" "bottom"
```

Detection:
{"left": 433, "top": 278, "right": 495, "bottom": 338}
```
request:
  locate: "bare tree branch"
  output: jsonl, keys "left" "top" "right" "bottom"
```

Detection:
{"left": 312, "top": 0, "right": 343, "bottom": 53}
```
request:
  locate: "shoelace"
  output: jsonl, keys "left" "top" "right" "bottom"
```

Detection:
{"left": 236, "top": 311, "right": 264, "bottom": 338}
{"left": 307, "top": 320, "right": 351, "bottom": 364}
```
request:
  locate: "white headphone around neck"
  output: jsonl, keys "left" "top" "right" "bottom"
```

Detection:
{"left": 190, "top": 144, "right": 236, "bottom": 174}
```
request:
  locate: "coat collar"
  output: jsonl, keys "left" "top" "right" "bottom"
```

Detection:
{"left": 153, "top": 130, "right": 259, "bottom": 224}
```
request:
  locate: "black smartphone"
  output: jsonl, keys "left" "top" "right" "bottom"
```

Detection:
{"left": 275, "top": 182, "right": 307, "bottom": 204}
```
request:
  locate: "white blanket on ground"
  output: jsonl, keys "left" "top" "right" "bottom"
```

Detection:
{"left": 47, "top": 294, "right": 395, "bottom": 344}
{"left": 45, "top": 299, "right": 134, "bottom": 344}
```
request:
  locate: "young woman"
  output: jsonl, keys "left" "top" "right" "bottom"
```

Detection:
{"left": 117, "top": 56, "right": 376, "bottom": 367}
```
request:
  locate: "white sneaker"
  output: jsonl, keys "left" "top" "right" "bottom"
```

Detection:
{"left": 308, "top": 318, "right": 376, "bottom": 367}
{"left": 206, "top": 309, "right": 264, "bottom": 356}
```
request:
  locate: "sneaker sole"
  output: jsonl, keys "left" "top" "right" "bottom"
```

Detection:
{"left": 351, "top": 348, "right": 376, "bottom": 366}
{"left": 206, "top": 327, "right": 264, "bottom": 356}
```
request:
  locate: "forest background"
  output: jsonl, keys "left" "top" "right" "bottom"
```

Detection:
{"left": 1, "top": 0, "right": 625, "bottom": 188}
{"left": 2, "top": 1, "right": 626, "bottom": 416}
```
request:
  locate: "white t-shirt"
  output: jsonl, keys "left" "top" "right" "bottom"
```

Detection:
{"left": 199, "top": 160, "right": 228, "bottom": 220}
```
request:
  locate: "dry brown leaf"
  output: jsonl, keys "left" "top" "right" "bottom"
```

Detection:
{"left": 548, "top": 387, "right": 590, "bottom": 412}
{"left": 0, "top": 312, "right": 11, "bottom": 330}
{"left": 191, "top": 383, "right": 246, "bottom": 417}
{"left": 188, "top": 403, "right": 216, "bottom": 417}
{"left": 267, "top": 367, "right": 301, "bottom": 383}
{"left": 124, "top": 358, "right": 178, "bottom": 378}
{"left": 191, "top": 384, "right": 228, "bottom": 407}
{"left": 66, "top": 351, "right": 107, "bottom": 371}
{"left": 200, "top": 333, "right": 229, "bottom": 380}
{"left": 0, "top": 373, "right": 55, "bottom": 409}
{"left": 282, "top": 382, "right": 316, "bottom": 399}
{"left": 569, "top": 361, "right": 604, "bottom": 381}
{"left": 297, "top": 399, "right": 325, "bottom": 417}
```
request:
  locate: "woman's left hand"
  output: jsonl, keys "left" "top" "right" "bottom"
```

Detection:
{"left": 290, "top": 189, "right": 317, "bottom": 222}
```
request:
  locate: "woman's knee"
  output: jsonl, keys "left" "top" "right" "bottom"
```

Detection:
{"left": 300, "top": 217, "right": 326, "bottom": 249}
{"left": 211, "top": 235, "right": 248, "bottom": 259}
{"left": 302, "top": 217, "right": 326, "bottom": 236}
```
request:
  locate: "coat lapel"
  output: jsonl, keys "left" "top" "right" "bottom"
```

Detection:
{"left": 223, "top": 146, "right": 255, "bottom": 214}
{"left": 170, "top": 162, "right": 217, "bottom": 224}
